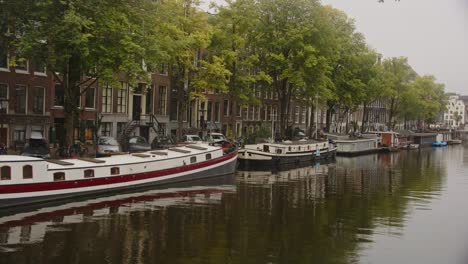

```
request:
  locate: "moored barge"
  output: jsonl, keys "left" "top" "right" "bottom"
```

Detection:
{"left": 238, "top": 140, "right": 336, "bottom": 166}
{"left": 0, "top": 144, "right": 237, "bottom": 208}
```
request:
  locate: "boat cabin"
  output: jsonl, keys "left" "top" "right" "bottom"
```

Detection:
{"left": 244, "top": 141, "right": 329, "bottom": 155}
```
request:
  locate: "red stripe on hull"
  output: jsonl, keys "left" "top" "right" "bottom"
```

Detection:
{"left": 0, "top": 152, "right": 237, "bottom": 194}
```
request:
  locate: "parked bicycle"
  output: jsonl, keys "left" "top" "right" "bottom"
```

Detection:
{"left": 70, "top": 141, "right": 89, "bottom": 157}
{"left": 55, "top": 144, "right": 71, "bottom": 159}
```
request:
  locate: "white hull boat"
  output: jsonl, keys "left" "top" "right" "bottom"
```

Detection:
{"left": 0, "top": 144, "right": 237, "bottom": 208}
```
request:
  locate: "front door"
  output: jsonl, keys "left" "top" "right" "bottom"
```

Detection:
{"left": 0, "top": 128, "right": 7, "bottom": 145}
{"left": 133, "top": 95, "right": 142, "bottom": 121}
{"left": 140, "top": 127, "right": 149, "bottom": 142}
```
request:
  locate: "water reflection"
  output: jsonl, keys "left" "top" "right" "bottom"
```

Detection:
{"left": 0, "top": 147, "right": 454, "bottom": 264}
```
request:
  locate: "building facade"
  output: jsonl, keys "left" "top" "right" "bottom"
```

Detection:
{"left": 0, "top": 50, "right": 51, "bottom": 149}
{"left": 443, "top": 95, "right": 465, "bottom": 129}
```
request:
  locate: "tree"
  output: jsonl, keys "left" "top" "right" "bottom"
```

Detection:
{"left": 247, "top": 0, "right": 327, "bottom": 136}
{"left": 0, "top": 0, "right": 162, "bottom": 145}
{"left": 156, "top": 0, "right": 231, "bottom": 140}
{"left": 209, "top": 0, "right": 271, "bottom": 134}
{"left": 400, "top": 75, "right": 446, "bottom": 128}
{"left": 381, "top": 57, "right": 417, "bottom": 130}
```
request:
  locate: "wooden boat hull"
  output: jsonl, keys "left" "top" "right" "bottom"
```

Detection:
{"left": 0, "top": 152, "right": 237, "bottom": 209}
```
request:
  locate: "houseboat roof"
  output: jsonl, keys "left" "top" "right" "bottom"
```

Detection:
{"left": 265, "top": 140, "right": 326, "bottom": 147}
{"left": 334, "top": 138, "right": 377, "bottom": 143}
{"left": 411, "top": 133, "right": 438, "bottom": 136}
{"left": 0, "top": 155, "right": 44, "bottom": 162}
{"left": 44, "top": 144, "right": 219, "bottom": 170}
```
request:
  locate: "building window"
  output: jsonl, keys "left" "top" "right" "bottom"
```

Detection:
{"left": 33, "top": 61, "right": 46, "bottom": 75}
{"left": 190, "top": 156, "right": 197, "bottom": 163}
{"left": 32, "top": 87, "right": 44, "bottom": 114}
{"left": 15, "top": 52, "right": 28, "bottom": 72}
{"left": 236, "top": 104, "right": 241, "bottom": 117}
{"left": 0, "top": 48, "right": 8, "bottom": 69}
{"left": 146, "top": 86, "right": 153, "bottom": 114}
{"left": 15, "top": 85, "right": 26, "bottom": 114}
{"left": 302, "top": 107, "right": 307, "bottom": 124}
{"left": 23, "top": 165, "right": 33, "bottom": 179}
{"left": 214, "top": 102, "right": 220, "bottom": 122}
{"left": 117, "top": 83, "right": 127, "bottom": 113}
{"left": 117, "top": 122, "right": 126, "bottom": 135}
{"left": 223, "top": 100, "right": 229, "bottom": 116}
{"left": 1, "top": 166, "right": 11, "bottom": 180}
{"left": 159, "top": 64, "right": 168, "bottom": 75}
{"left": 101, "top": 122, "right": 112, "bottom": 137}
{"left": 85, "top": 87, "right": 95, "bottom": 108}
{"left": 53, "top": 172, "right": 65, "bottom": 181}
{"left": 0, "top": 84, "right": 7, "bottom": 114}
{"left": 54, "top": 84, "right": 65, "bottom": 106}
{"left": 169, "top": 98, "right": 178, "bottom": 121}
{"left": 206, "top": 153, "right": 212, "bottom": 160}
{"left": 295, "top": 106, "right": 300, "bottom": 123}
{"left": 14, "top": 127, "right": 26, "bottom": 145}
{"left": 157, "top": 86, "right": 167, "bottom": 115}
{"left": 207, "top": 101, "right": 212, "bottom": 122}
{"left": 84, "top": 169, "right": 94, "bottom": 178}
{"left": 102, "top": 85, "right": 113, "bottom": 113}
{"left": 110, "top": 167, "right": 120, "bottom": 175}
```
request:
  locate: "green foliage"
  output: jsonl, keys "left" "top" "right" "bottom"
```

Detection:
{"left": 244, "top": 125, "right": 272, "bottom": 144}
{"left": 400, "top": 75, "right": 447, "bottom": 121}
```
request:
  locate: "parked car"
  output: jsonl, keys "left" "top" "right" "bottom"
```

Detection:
{"left": 181, "top": 134, "right": 203, "bottom": 144}
{"left": 21, "top": 136, "right": 50, "bottom": 159}
{"left": 206, "top": 133, "right": 227, "bottom": 143}
{"left": 152, "top": 136, "right": 175, "bottom": 149}
{"left": 96, "top": 136, "right": 121, "bottom": 157}
{"left": 127, "top": 136, "right": 151, "bottom": 153}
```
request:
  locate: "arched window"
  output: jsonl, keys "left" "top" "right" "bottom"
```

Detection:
{"left": 111, "top": 167, "right": 120, "bottom": 175}
{"left": 23, "top": 165, "right": 33, "bottom": 179}
{"left": 1, "top": 166, "right": 11, "bottom": 180}
{"left": 84, "top": 169, "right": 94, "bottom": 178}
{"left": 190, "top": 157, "right": 197, "bottom": 164}
{"left": 53, "top": 172, "right": 65, "bottom": 181}
{"left": 205, "top": 154, "right": 212, "bottom": 160}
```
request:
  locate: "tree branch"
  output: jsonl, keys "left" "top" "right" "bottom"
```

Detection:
{"left": 79, "top": 77, "right": 99, "bottom": 96}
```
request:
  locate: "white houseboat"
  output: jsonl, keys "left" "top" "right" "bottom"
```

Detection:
{"left": 334, "top": 138, "right": 380, "bottom": 156}
{"left": 0, "top": 144, "right": 237, "bottom": 208}
{"left": 238, "top": 140, "right": 336, "bottom": 166}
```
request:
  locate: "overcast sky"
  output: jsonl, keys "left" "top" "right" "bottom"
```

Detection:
{"left": 202, "top": 0, "right": 468, "bottom": 94}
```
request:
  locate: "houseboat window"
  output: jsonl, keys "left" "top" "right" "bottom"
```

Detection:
{"left": 84, "top": 169, "right": 94, "bottom": 178}
{"left": 1, "top": 166, "right": 11, "bottom": 180}
{"left": 298, "top": 146, "right": 301, "bottom": 151}
{"left": 263, "top": 145, "right": 270, "bottom": 152}
{"left": 53, "top": 172, "right": 65, "bottom": 181}
{"left": 190, "top": 157, "right": 197, "bottom": 164}
{"left": 288, "top": 147, "right": 291, "bottom": 151}
{"left": 308, "top": 145, "right": 310, "bottom": 150}
{"left": 23, "top": 165, "right": 33, "bottom": 179}
{"left": 276, "top": 149, "right": 282, "bottom": 154}
{"left": 206, "top": 154, "right": 212, "bottom": 160}
{"left": 111, "top": 167, "right": 120, "bottom": 175}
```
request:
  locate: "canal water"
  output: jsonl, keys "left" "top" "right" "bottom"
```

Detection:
{"left": 0, "top": 145, "right": 467, "bottom": 264}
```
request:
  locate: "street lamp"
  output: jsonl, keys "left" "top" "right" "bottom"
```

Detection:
{"left": 0, "top": 98, "right": 9, "bottom": 147}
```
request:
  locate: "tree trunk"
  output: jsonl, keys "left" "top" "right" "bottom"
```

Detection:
{"left": 361, "top": 103, "right": 368, "bottom": 133}
{"left": 325, "top": 101, "right": 334, "bottom": 133}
